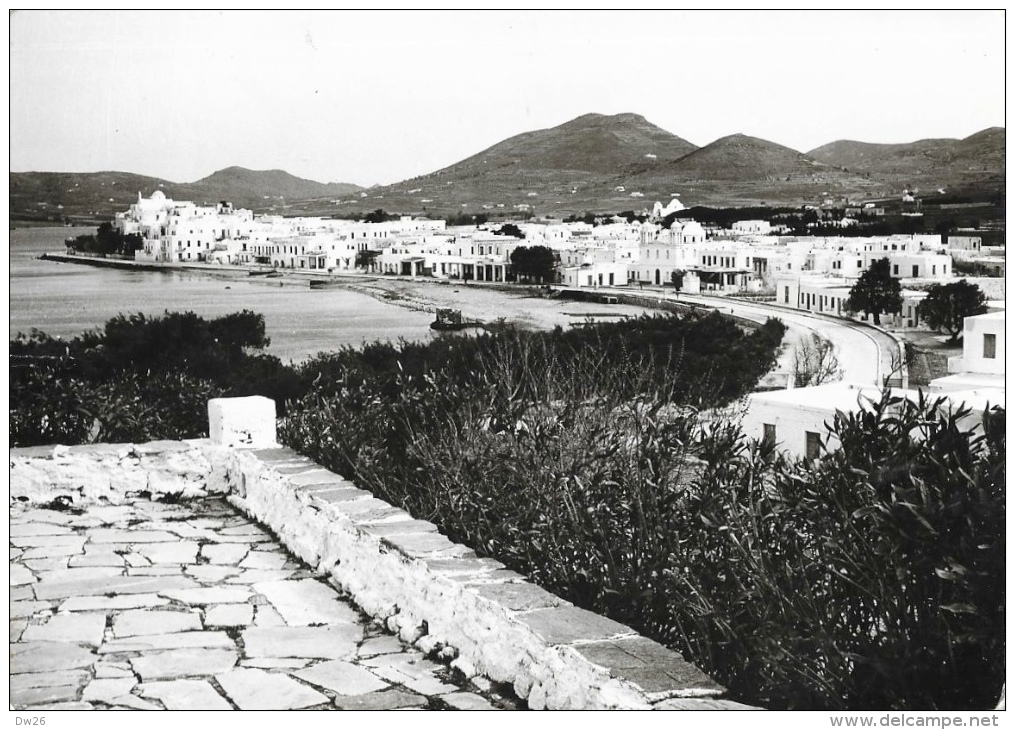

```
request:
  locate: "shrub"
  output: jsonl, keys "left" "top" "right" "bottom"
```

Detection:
{"left": 281, "top": 340, "right": 1004, "bottom": 710}
{"left": 9, "top": 310, "right": 291, "bottom": 446}
{"left": 662, "top": 391, "right": 1004, "bottom": 709}
{"left": 10, "top": 362, "right": 223, "bottom": 446}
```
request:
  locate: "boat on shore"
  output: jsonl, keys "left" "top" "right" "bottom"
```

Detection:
{"left": 430, "top": 308, "right": 483, "bottom": 331}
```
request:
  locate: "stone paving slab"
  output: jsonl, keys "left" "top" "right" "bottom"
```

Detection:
{"left": 574, "top": 636, "right": 725, "bottom": 696}
{"left": 130, "top": 648, "right": 240, "bottom": 681}
{"left": 254, "top": 578, "right": 361, "bottom": 626}
{"left": 334, "top": 688, "right": 430, "bottom": 710}
{"left": 10, "top": 496, "right": 521, "bottom": 711}
{"left": 113, "top": 608, "right": 203, "bottom": 637}
{"left": 293, "top": 659, "right": 391, "bottom": 696}
{"left": 138, "top": 679, "right": 235, "bottom": 710}
{"left": 21, "top": 613, "right": 106, "bottom": 646}
{"left": 515, "top": 605, "right": 637, "bottom": 646}
{"left": 216, "top": 667, "right": 331, "bottom": 710}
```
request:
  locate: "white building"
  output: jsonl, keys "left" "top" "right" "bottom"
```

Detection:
{"left": 741, "top": 383, "right": 891, "bottom": 459}
{"left": 561, "top": 262, "right": 629, "bottom": 288}
{"left": 741, "top": 378, "right": 1002, "bottom": 461}
{"left": 118, "top": 192, "right": 257, "bottom": 263}
{"left": 929, "top": 311, "right": 1006, "bottom": 392}
{"left": 630, "top": 220, "right": 707, "bottom": 286}
{"left": 732, "top": 220, "right": 772, "bottom": 235}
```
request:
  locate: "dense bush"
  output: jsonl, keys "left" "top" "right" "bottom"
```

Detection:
{"left": 66, "top": 221, "right": 143, "bottom": 257}
{"left": 663, "top": 392, "right": 1004, "bottom": 709}
{"left": 281, "top": 324, "right": 1004, "bottom": 710}
{"left": 10, "top": 361, "right": 224, "bottom": 446}
{"left": 294, "top": 312, "right": 787, "bottom": 409}
{"left": 10, "top": 310, "right": 301, "bottom": 446}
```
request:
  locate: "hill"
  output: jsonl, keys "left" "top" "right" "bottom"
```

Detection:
{"left": 614, "top": 133, "right": 882, "bottom": 207}
{"left": 808, "top": 128, "right": 1005, "bottom": 189}
{"left": 314, "top": 113, "right": 702, "bottom": 217}
{"left": 190, "top": 167, "right": 362, "bottom": 204}
{"left": 660, "top": 133, "right": 828, "bottom": 180}
{"left": 10, "top": 168, "right": 363, "bottom": 223}
{"left": 433, "top": 112, "right": 698, "bottom": 177}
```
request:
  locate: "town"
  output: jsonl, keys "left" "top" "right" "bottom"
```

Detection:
{"left": 91, "top": 189, "right": 1006, "bottom": 460}
{"left": 106, "top": 189, "right": 1003, "bottom": 327}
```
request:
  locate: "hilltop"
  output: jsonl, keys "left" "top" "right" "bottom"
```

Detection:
{"left": 432, "top": 112, "right": 699, "bottom": 177}
{"left": 322, "top": 113, "right": 702, "bottom": 218}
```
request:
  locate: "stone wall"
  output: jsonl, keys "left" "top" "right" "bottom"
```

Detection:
{"left": 9, "top": 397, "right": 754, "bottom": 711}
{"left": 10, "top": 440, "right": 216, "bottom": 505}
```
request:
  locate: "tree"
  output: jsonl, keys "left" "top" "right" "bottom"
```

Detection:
{"left": 671, "top": 269, "right": 685, "bottom": 291}
{"left": 355, "top": 250, "right": 380, "bottom": 271}
{"left": 845, "top": 258, "right": 902, "bottom": 326}
{"left": 122, "top": 233, "right": 144, "bottom": 256}
{"left": 918, "top": 281, "right": 988, "bottom": 343}
{"left": 496, "top": 223, "right": 525, "bottom": 239}
{"left": 364, "top": 209, "right": 398, "bottom": 224}
{"left": 510, "top": 245, "right": 557, "bottom": 284}
{"left": 68, "top": 222, "right": 144, "bottom": 257}
{"left": 792, "top": 333, "right": 843, "bottom": 387}
{"left": 95, "top": 222, "right": 121, "bottom": 255}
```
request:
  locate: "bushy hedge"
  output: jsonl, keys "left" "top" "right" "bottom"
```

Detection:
{"left": 281, "top": 320, "right": 1004, "bottom": 710}
{"left": 662, "top": 393, "right": 1004, "bottom": 709}
{"left": 10, "top": 310, "right": 302, "bottom": 446}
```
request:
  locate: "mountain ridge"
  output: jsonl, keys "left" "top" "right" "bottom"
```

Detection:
{"left": 10, "top": 114, "right": 1004, "bottom": 221}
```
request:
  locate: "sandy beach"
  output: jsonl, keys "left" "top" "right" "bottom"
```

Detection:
{"left": 333, "top": 276, "right": 665, "bottom": 331}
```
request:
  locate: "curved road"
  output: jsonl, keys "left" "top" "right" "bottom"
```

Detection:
{"left": 606, "top": 288, "right": 902, "bottom": 386}
{"left": 681, "top": 294, "right": 902, "bottom": 386}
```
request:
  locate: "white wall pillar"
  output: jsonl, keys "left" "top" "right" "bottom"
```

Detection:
{"left": 208, "top": 396, "right": 278, "bottom": 448}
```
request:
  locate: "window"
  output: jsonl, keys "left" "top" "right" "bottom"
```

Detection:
{"left": 805, "top": 431, "right": 821, "bottom": 461}
{"left": 763, "top": 424, "right": 776, "bottom": 446}
{"left": 912, "top": 265, "right": 919, "bottom": 277}
{"left": 984, "top": 333, "right": 997, "bottom": 359}
{"left": 893, "top": 264, "right": 899, "bottom": 275}
{"left": 784, "top": 287, "right": 790, "bottom": 304}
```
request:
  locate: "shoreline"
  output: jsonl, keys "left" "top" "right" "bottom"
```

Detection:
{"left": 38, "top": 251, "right": 679, "bottom": 332}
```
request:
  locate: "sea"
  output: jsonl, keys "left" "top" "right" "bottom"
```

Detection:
{"left": 8, "top": 227, "right": 436, "bottom": 363}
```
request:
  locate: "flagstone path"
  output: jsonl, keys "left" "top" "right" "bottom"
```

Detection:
{"left": 9, "top": 496, "right": 522, "bottom": 710}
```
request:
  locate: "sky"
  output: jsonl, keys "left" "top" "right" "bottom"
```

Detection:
{"left": 10, "top": 10, "right": 1007, "bottom": 187}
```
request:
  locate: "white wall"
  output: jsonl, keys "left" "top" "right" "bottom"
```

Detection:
{"left": 961, "top": 313, "right": 1006, "bottom": 375}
